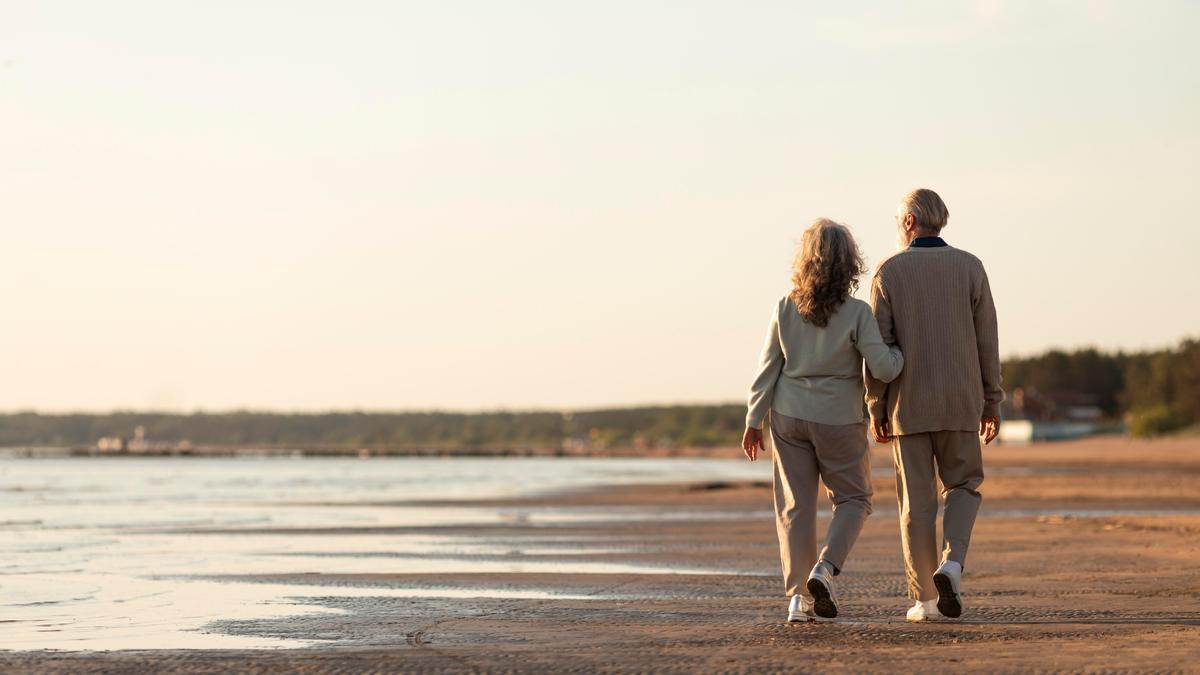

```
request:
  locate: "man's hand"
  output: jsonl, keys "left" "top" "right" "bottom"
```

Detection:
{"left": 742, "top": 427, "right": 764, "bottom": 461}
{"left": 871, "top": 418, "right": 892, "bottom": 444}
{"left": 979, "top": 416, "right": 1000, "bottom": 445}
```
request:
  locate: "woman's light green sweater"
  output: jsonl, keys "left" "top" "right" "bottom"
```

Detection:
{"left": 746, "top": 296, "right": 903, "bottom": 429}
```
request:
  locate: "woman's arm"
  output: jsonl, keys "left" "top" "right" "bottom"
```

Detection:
{"left": 745, "top": 301, "right": 785, "bottom": 430}
{"left": 864, "top": 276, "right": 898, "bottom": 442}
{"left": 855, "top": 300, "right": 904, "bottom": 384}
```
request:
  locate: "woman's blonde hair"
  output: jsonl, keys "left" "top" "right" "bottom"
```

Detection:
{"left": 789, "top": 219, "right": 866, "bottom": 327}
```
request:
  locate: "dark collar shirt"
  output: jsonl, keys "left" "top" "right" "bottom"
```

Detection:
{"left": 909, "top": 236, "right": 948, "bottom": 248}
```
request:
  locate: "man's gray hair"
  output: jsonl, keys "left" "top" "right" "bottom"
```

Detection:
{"left": 901, "top": 188, "right": 949, "bottom": 232}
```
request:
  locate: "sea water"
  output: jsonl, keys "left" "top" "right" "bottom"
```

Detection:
{"left": 0, "top": 456, "right": 770, "bottom": 650}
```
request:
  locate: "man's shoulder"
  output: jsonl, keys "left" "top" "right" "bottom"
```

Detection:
{"left": 872, "top": 249, "right": 925, "bottom": 283}
{"left": 944, "top": 246, "right": 991, "bottom": 281}
{"left": 872, "top": 250, "right": 905, "bottom": 277}
{"left": 946, "top": 245, "right": 985, "bottom": 267}
{"left": 875, "top": 245, "right": 986, "bottom": 276}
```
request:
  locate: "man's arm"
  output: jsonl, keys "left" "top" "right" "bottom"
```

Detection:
{"left": 973, "top": 266, "right": 1004, "bottom": 442}
{"left": 865, "top": 273, "right": 894, "bottom": 441}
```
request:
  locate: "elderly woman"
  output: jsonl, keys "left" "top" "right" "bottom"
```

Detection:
{"left": 742, "top": 218, "right": 903, "bottom": 622}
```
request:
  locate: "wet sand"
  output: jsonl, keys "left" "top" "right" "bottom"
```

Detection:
{"left": 3, "top": 436, "right": 1200, "bottom": 673}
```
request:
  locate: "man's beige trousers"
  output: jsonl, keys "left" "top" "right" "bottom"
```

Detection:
{"left": 769, "top": 412, "right": 873, "bottom": 597}
{"left": 893, "top": 430, "right": 984, "bottom": 600}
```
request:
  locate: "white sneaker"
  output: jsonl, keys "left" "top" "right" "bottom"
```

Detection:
{"left": 906, "top": 599, "right": 941, "bottom": 622}
{"left": 805, "top": 561, "right": 839, "bottom": 619}
{"left": 933, "top": 560, "right": 963, "bottom": 618}
{"left": 788, "top": 594, "right": 816, "bottom": 623}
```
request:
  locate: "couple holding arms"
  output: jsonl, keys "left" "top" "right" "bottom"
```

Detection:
{"left": 742, "top": 188, "right": 1003, "bottom": 623}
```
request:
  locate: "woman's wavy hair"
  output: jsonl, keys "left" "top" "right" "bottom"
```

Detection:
{"left": 789, "top": 219, "right": 867, "bottom": 327}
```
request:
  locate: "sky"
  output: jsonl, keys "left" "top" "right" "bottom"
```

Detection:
{"left": 2, "top": 0, "right": 1198, "bottom": 412}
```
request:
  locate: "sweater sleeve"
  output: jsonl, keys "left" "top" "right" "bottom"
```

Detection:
{"left": 854, "top": 302, "right": 904, "bottom": 384}
{"left": 745, "top": 300, "right": 785, "bottom": 429}
{"left": 973, "top": 267, "right": 1005, "bottom": 418}
{"left": 864, "top": 274, "right": 894, "bottom": 423}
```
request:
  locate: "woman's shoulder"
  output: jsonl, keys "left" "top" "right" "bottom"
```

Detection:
{"left": 762, "top": 294, "right": 793, "bottom": 324}
{"left": 835, "top": 298, "right": 878, "bottom": 330}
{"left": 842, "top": 297, "right": 872, "bottom": 317}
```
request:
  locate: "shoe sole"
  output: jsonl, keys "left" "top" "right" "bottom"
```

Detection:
{"left": 805, "top": 577, "right": 838, "bottom": 619}
{"left": 933, "top": 572, "right": 962, "bottom": 618}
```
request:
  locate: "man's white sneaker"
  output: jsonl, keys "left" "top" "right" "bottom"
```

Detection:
{"left": 805, "top": 561, "right": 839, "bottom": 619}
{"left": 906, "top": 599, "right": 941, "bottom": 622}
{"left": 787, "top": 594, "right": 816, "bottom": 623}
{"left": 933, "top": 560, "right": 963, "bottom": 618}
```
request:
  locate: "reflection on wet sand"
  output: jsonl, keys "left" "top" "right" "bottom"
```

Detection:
{"left": 0, "top": 456, "right": 771, "bottom": 650}
{"left": 3, "top": 573, "right": 608, "bottom": 651}
{"left": 4, "top": 439, "right": 1200, "bottom": 667}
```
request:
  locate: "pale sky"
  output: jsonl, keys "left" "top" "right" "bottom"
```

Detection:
{"left": 2, "top": 1, "right": 1198, "bottom": 412}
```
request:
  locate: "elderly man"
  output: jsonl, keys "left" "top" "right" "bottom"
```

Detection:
{"left": 866, "top": 188, "right": 1004, "bottom": 622}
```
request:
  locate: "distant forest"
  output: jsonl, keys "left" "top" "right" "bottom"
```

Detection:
{"left": 1003, "top": 337, "right": 1198, "bottom": 437}
{"left": 0, "top": 406, "right": 744, "bottom": 453}
{"left": 0, "top": 338, "right": 1195, "bottom": 450}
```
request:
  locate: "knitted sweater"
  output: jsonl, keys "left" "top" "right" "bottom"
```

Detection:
{"left": 865, "top": 244, "right": 1004, "bottom": 435}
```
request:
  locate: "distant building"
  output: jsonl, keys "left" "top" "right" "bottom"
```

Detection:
{"left": 1002, "top": 387, "right": 1109, "bottom": 443}
{"left": 999, "top": 420, "right": 1099, "bottom": 444}
{"left": 128, "top": 425, "right": 148, "bottom": 452}
{"left": 96, "top": 426, "right": 155, "bottom": 453}
{"left": 96, "top": 436, "right": 127, "bottom": 452}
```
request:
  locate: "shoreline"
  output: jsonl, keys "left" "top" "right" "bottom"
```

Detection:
{"left": 1, "top": 436, "right": 1198, "bottom": 672}
{"left": 0, "top": 445, "right": 757, "bottom": 459}
{"left": 0, "top": 430, "right": 1177, "bottom": 459}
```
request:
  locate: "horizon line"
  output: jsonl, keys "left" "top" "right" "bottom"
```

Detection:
{"left": 3, "top": 336, "right": 1193, "bottom": 417}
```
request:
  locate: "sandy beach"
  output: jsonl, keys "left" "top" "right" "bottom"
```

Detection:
{"left": 2, "top": 436, "right": 1199, "bottom": 673}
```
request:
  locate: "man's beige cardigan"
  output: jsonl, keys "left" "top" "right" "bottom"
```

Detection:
{"left": 865, "top": 244, "right": 1004, "bottom": 435}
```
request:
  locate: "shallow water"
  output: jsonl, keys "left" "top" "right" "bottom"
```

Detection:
{"left": 4, "top": 456, "right": 1197, "bottom": 651}
{"left": 0, "top": 456, "right": 770, "bottom": 650}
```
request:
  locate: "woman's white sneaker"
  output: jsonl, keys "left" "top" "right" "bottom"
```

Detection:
{"left": 906, "top": 599, "right": 941, "bottom": 622}
{"left": 787, "top": 594, "right": 816, "bottom": 622}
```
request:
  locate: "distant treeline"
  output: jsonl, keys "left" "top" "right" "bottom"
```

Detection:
{"left": 1003, "top": 337, "right": 1199, "bottom": 437}
{"left": 0, "top": 406, "right": 745, "bottom": 452}
{"left": 0, "top": 339, "right": 1194, "bottom": 450}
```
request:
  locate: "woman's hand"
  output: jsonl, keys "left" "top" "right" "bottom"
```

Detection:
{"left": 742, "top": 427, "right": 764, "bottom": 461}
